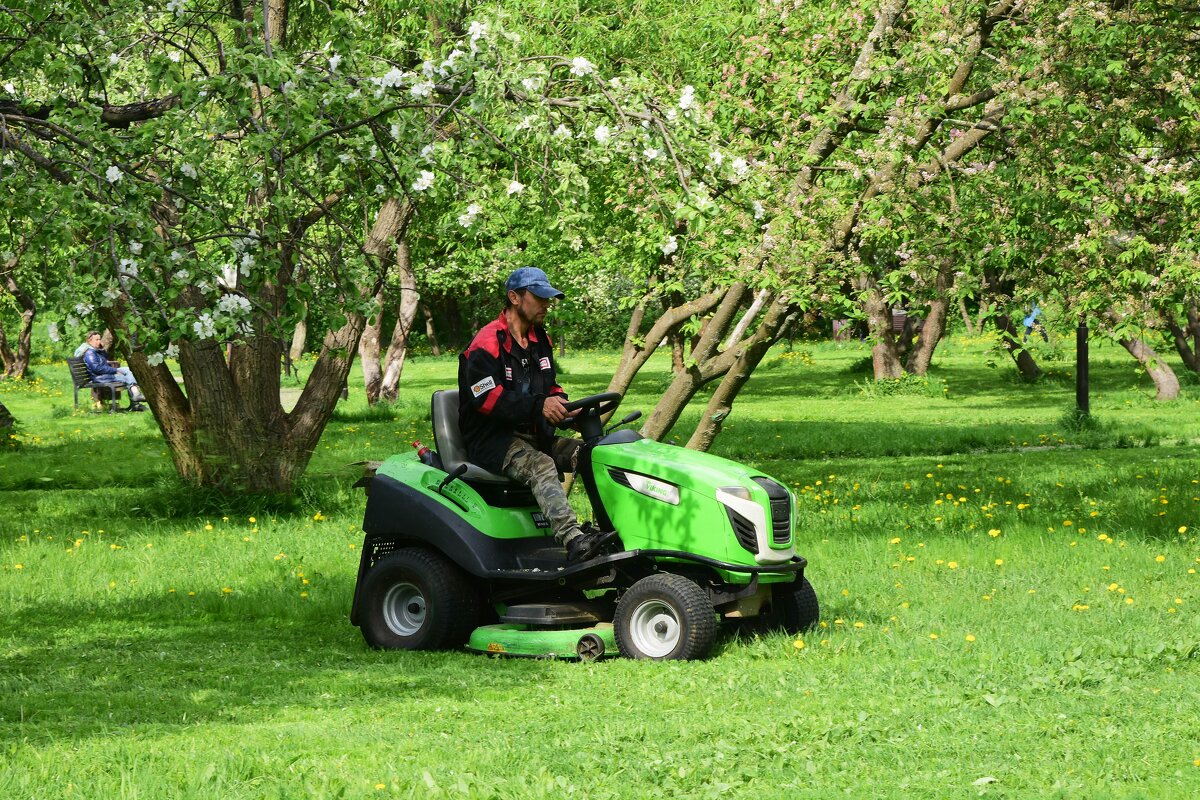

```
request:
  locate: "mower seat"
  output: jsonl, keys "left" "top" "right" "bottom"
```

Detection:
{"left": 431, "top": 389, "right": 514, "bottom": 485}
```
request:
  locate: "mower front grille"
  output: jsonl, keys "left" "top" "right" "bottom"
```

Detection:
{"left": 752, "top": 477, "right": 792, "bottom": 545}
{"left": 725, "top": 507, "right": 759, "bottom": 554}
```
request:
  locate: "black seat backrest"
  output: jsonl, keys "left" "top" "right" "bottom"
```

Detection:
{"left": 430, "top": 389, "right": 513, "bottom": 484}
{"left": 67, "top": 358, "right": 95, "bottom": 387}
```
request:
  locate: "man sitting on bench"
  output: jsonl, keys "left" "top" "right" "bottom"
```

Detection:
{"left": 81, "top": 331, "right": 147, "bottom": 412}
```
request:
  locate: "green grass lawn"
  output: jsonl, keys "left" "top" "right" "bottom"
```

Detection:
{"left": 2, "top": 336, "right": 1198, "bottom": 798}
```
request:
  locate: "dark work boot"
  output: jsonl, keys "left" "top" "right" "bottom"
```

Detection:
{"left": 566, "top": 529, "right": 619, "bottom": 562}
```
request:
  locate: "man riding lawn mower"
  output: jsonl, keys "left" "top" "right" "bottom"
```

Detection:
{"left": 350, "top": 268, "right": 818, "bottom": 661}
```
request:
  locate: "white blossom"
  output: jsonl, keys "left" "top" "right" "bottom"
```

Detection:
{"left": 569, "top": 57, "right": 595, "bottom": 77}
{"left": 281, "top": 80, "right": 295, "bottom": 94}
{"left": 752, "top": 201, "right": 765, "bottom": 220}
{"left": 553, "top": 124, "right": 572, "bottom": 138}
{"left": 129, "top": 240, "right": 144, "bottom": 255}
{"left": 390, "top": 123, "right": 401, "bottom": 140}
{"left": 2, "top": 83, "right": 12, "bottom": 95}
{"left": 521, "top": 77, "right": 541, "bottom": 93}
{"left": 173, "top": 270, "right": 190, "bottom": 283}
{"left": 193, "top": 313, "right": 216, "bottom": 340}
{"left": 660, "top": 236, "right": 678, "bottom": 256}
{"left": 147, "top": 351, "right": 166, "bottom": 366}
{"left": 338, "top": 153, "right": 355, "bottom": 165}
{"left": 410, "top": 80, "right": 434, "bottom": 99}
{"left": 709, "top": 150, "right": 724, "bottom": 167}
{"left": 240, "top": 252, "right": 255, "bottom": 275}
{"left": 643, "top": 148, "right": 661, "bottom": 161}
{"left": 412, "top": 170, "right": 435, "bottom": 192}
{"left": 468, "top": 21, "right": 488, "bottom": 41}
{"left": 506, "top": 180, "right": 525, "bottom": 196}
{"left": 374, "top": 184, "right": 386, "bottom": 195}
{"left": 75, "top": 303, "right": 94, "bottom": 316}
{"left": 594, "top": 125, "right": 611, "bottom": 145}
{"left": 217, "top": 294, "right": 252, "bottom": 316}
{"left": 105, "top": 166, "right": 122, "bottom": 183}
{"left": 458, "top": 202, "right": 482, "bottom": 228}
{"left": 47, "top": 322, "right": 60, "bottom": 343}
{"left": 328, "top": 53, "right": 342, "bottom": 72}
{"left": 421, "top": 144, "right": 435, "bottom": 161}
{"left": 166, "top": 0, "right": 184, "bottom": 13}
{"left": 170, "top": 250, "right": 185, "bottom": 262}
{"left": 380, "top": 68, "right": 406, "bottom": 89}
{"left": 168, "top": 51, "right": 181, "bottom": 63}
{"left": 180, "top": 163, "right": 197, "bottom": 180}
{"left": 679, "top": 85, "right": 697, "bottom": 110}
{"left": 166, "top": 344, "right": 179, "bottom": 359}
{"left": 730, "top": 157, "right": 750, "bottom": 180}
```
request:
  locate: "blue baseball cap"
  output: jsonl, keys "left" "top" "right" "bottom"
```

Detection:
{"left": 505, "top": 266, "right": 565, "bottom": 300}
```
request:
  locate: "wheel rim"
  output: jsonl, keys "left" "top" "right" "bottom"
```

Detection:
{"left": 627, "top": 599, "right": 681, "bottom": 658}
{"left": 381, "top": 581, "right": 426, "bottom": 637}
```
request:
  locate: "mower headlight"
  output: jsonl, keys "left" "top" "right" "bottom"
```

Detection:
{"left": 718, "top": 486, "right": 752, "bottom": 501}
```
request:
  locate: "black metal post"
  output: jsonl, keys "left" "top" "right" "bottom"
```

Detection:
{"left": 1076, "top": 317, "right": 1089, "bottom": 416}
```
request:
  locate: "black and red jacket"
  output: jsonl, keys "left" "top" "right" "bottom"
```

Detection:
{"left": 458, "top": 312, "right": 567, "bottom": 473}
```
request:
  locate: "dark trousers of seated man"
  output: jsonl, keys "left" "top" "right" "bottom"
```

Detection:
{"left": 501, "top": 432, "right": 583, "bottom": 546}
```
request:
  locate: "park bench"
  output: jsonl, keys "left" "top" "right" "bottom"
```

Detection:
{"left": 67, "top": 357, "right": 124, "bottom": 413}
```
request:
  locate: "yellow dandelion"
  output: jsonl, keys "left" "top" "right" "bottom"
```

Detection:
{"left": 988, "top": 529, "right": 1001, "bottom": 537}
{"left": 1062, "top": 520, "right": 1073, "bottom": 527}
{"left": 300, "top": 592, "right": 310, "bottom": 599}
{"left": 375, "top": 784, "right": 386, "bottom": 790}
{"left": 889, "top": 537, "right": 901, "bottom": 544}
{"left": 222, "top": 587, "right": 233, "bottom": 594}
{"left": 1155, "top": 555, "right": 1166, "bottom": 563}
{"left": 188, "top": 591, "right": 196, "bottom": 597}
{"left": 853, "top": 621, "right": 865, "bottom": 628}
{"left": 965, "top": 634, "right": 976, "bottom": 642}
{"left": 204, "top": 524, "right": 214, "bottom": 531}
{"left": 995, "top": 559, "right": 1004, "bottom": 566}
{"left": 13, "top": 563, "right": 23, "bottom": 570}
{"left": 793, "top": 639, "right": 805, "bottom": 650}
{"left": 929, "top": 633, "right": 939, "bottom": 640}
{"left": 948, "top": 561, "right": 958, "bottom": 569}
{"left": 249, "top": 516, "right": 257, "bottom": 523}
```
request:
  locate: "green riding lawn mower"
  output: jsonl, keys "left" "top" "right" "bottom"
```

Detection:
{"left": 351, "top": 390, "right": 819, "bottom": 661}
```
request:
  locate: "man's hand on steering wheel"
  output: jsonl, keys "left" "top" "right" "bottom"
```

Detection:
{"left": 542, "top": 394, "right": 578, "bottom": 425}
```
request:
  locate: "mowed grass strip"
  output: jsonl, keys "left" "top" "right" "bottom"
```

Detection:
{"left": 1, "top": 336, "right": 1199, "bottom": 798}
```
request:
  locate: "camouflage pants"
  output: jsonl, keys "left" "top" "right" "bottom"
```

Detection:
{"left": 502, "top": 433, "right": 583, "bottom": 545}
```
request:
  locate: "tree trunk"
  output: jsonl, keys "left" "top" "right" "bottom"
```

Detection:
{"left": 359, "top": 287, "right": 385, "bottom": 405}
{"left": 723, "top": 289, "right": 769, "bottom": 350}
{"left": 0, "top": 399, "right": 13, "bottom": 430}
{"left": 1166, "top": 306, "right": 1200, "bottom": 374}
{"left": 994, "top": 313, "right": 1042, "bottom": 381}
{"left": 0, "top": 265, "right": 36, "bottom": 380}
{"left": 1116, "top": 331, "right": 1180, "bottom": 401}
{"left": 421, "top": 303, "right": 442, "bottom": 356}
{"left": 380, "top": 239, "right": 420, "bottom": 403}
{"left": 640, "top": 284, "right": 750, "bottom": 441}
{"left": 604, "top": 288, "right": 724, "bottom": 401}
{"left": 857, "top": 280, "right": 903, "bottom": 379}
{"left": 686, "top": 297, "right": 792, "bottom": 451}
{"left": 905, "top": 262, "right": 953, "bottom": 375}
{"left": 958, "top": 297, "right": 975, "bottom": 334}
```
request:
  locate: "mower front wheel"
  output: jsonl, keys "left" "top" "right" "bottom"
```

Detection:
{"left": 359, "top": 547, "right": 481, "bottom": 651}
{"left": 773, "top": 576, "right": 820, "bottom": 634}
{"left": 614, "top": 574, "right": 717, "bottom": 661}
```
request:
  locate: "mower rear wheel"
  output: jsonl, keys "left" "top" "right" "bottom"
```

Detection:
{"left": 773, "top": 576, "right": 820, "bottom": 633}
{"left": 614, "top": 574, "right": 717, "bottom": 660}
{"left": 360, "top": 547, "right": 481, "bottom": 651}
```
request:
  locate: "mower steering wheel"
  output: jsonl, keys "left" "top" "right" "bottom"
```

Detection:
{"left": 558, "top": 392, "right": 622, "bottom": 430}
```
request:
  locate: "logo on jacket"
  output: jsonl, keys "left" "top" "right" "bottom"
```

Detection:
{"left": 471, "top": 376, "right": 496, "bottom": 398}
{"left": 538, "top": 357, "right": 551, "bottom": 371}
